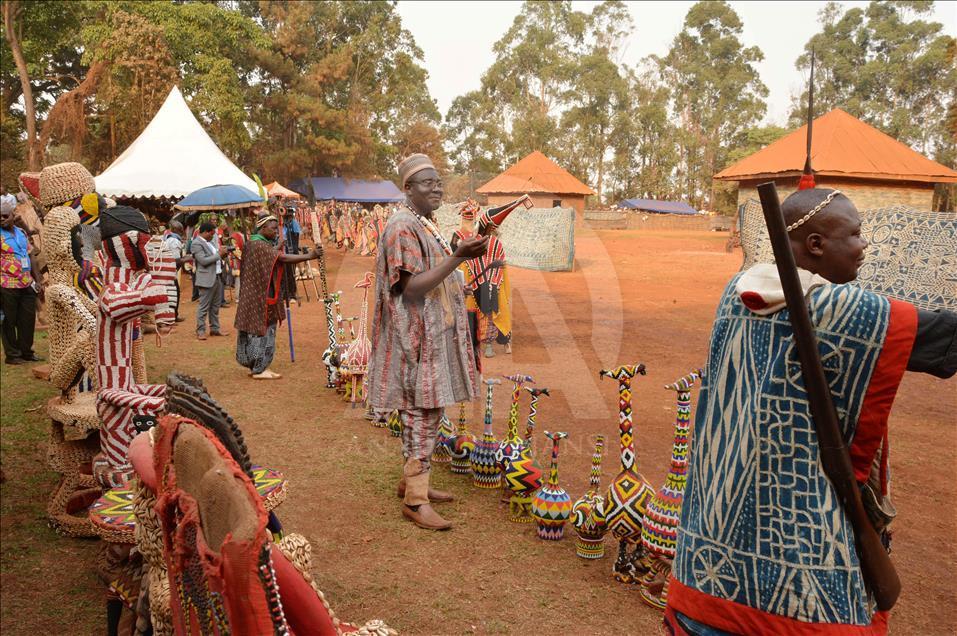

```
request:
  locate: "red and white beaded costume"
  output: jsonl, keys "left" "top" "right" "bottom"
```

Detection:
{"left": 94, "top": 227, "right": 173, "bottom": 488}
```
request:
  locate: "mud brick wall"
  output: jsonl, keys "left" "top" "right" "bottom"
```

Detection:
{"left": 486, "top": 193, "right": 588, "bottom": 214}
{"left": 735, "top": 177, "right": 935, "bottom": 212}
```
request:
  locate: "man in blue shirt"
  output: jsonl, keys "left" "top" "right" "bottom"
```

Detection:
{"left": 0, "top": 194, "right": 42, "bottom": 364}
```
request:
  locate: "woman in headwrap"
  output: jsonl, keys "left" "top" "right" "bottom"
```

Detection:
{"left": 234, "top": 213, "right": 321, "bottom": 380}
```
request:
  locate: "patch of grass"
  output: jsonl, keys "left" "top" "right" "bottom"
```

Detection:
{"left": 1, "top": 335, "right": 101, "bottom": 634}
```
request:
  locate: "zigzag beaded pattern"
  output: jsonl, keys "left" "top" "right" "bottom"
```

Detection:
{"left": 573, "top": 436, "right": 606, "bottom": 557}
{"left": 532, "top": 431, "right": 571, "bottom": 540}
{"left": 449, "top": 402, "right": 475, "bottom": 475}
{"left": 386, "top": 410, "right": 402, "bottom": 438}
{"left": 432, "top": 414, "right": 454, "bottom": 463}
{"left": 599, "top": 366, "right": 655, "bottom": 545}
{"left": 503, "top": 387, "right": 546, "bottom": 521}
{"left": 470, "top": 380, "right": 501, "bottom": 488}
{"left": 641, "top": 369, "right": 701, "bottom": 561}
{"left": 496, "top": 376, "right": 533, "bottom": 499}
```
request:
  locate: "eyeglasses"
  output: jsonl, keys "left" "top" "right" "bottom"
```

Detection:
{"left": 408, "top": 178, "right": 443, "bottom": 190}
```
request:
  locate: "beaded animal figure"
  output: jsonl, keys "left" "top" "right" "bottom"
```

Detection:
{"left": 449, "top": 403, "right": 475, "bottom": 475}
{"left": 370, "top": 408, "right": 388, "bottom": 429}
{"left": 308, "top": 207, "right": 338, "bottom": 388}
{"left": 470, "top": 379, "right": 501, "bottom": 489}
{"left": 503, "top": 386, "right": 548, "bottom": 522}
{"left": 432, "top": 412, "right": 454, "bottom": 464}
{"left": 386, "top": 410, "right": 402, "bottom": 438}
{"left": 496, "top": 374, "right": 534, "bottom": 502}
{"left": 341, "top": 272, "right": 374, "bottom": 404}
{"left": 638, "top": 369, "right": 702, "bottom": 610}
{"left": 594, "top": 363, "right": 655, "bottom": 583}
{"left": 572, "top": 435, "right": 607, "bottom": 559}
{"left": 328, "top": 291, "right": 346, "bottom": 391}
{"left": 320, "top": 285, "right": 337, "bottom": 390}
{"left": 531, "top": 431, "right": 572, "bottom": 540}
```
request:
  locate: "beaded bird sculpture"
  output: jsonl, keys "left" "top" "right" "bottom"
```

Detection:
{"left": 593, "top": 363, "right": 656, "bottom": 583}
{"left": 322, "top": 291, "right": 342, "bottom": 389}
{"left": 386, "top": 410, "right": 402, "bottom": 438}
{"left": 449, "top": 402, "right": 476, "bottom": 475}
{"left": 342, "top": 273, "right": 374, "bottom": 405}
{"left": 503, "top": 387, "right": 548, "bottom": 522}
{"left": 470, "top": 379, "right": 502, "bottom": 489}
{"left": 432, "top": 412, "right": 454, "bottom": 464}
{"left": 638, "top": 368, "right": 702, "bottom": 610}
{"left": 572, "top": 435, "right": 607, "bottom": 559}
{"left": 309, "top": 208, "right": 337, "bottom": 389}
{"left": 333, "top": 291, "right": 349, "bottom": 392}
{"left": 532, "top": 431, "right": 572, "bottom": 540}
{"left": 496, "top": 374, "right": 534, "bottom": 502}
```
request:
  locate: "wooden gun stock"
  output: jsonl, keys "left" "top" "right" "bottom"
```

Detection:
{"left": 757, "top": 182, "right": 900, "bottom": 612}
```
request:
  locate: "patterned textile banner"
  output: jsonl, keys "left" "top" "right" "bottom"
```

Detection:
{"left": 740, "top": 199, "right": 957, "bottom": 312}
{"left": 435, "top": 204, "right": 576, "bottom": 272}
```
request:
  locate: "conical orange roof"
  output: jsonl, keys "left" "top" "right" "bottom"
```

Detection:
{"left": 477, "top": 151, "right": 595, "bottom": 195}
{"left": 264, "top": 181, "right": 301, "bottom": 198}
{"left": 714, "top": 109, "right": 957, "bottom": 184}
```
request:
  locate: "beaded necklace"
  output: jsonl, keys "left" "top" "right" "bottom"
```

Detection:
{"left": 404, "top": 202, "right": 453, "bottom": 256}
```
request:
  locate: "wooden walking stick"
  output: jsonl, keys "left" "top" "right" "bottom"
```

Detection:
{"left": 757, "top": 182, "right": 900, "bottom": 611}
{"left": 277, "top": 214, "right": 296, "bottom": 363}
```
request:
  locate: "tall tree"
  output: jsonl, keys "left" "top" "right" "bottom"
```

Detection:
{"left": 247, "top": 0, "right": 437, "bottom": 183}
{"left": 606, "top": 65, "right": 680, "bottom": 203}
{"left": 559, "top": 1, "right": 632, "bottom": 203}
{"left": 1, "top": 0, "right": 89, "bottom": 170}
{"left": 658, "top": 1, "right": 768, "bottom": 209}
{"left": 2, "top": 1, "right": 37, "bottom": 169}
{"left": 478, "top": 0, "right": 586, "bottom": 160}
{"left": 790, "top": 1, "right": 955, "bottom": 157}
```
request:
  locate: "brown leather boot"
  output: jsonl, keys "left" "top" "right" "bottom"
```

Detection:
{"left": 402, "top": 502, "right": 453, "bottom": 531}
{"left": 402, "top": 463, "right": 452, "bottom": 531}
{"left": 396, "top": 476, "right": 454, "bottom": 503}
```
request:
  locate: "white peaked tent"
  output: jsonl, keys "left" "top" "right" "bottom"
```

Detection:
{"left": 95, "top": 86, "right": 258, "bottom": 198}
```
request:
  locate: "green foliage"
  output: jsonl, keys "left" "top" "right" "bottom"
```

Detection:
{"left": 605, "top": 66, "right": 681, "bottom": 204}
{"left": 790, "top": 1, "right": 955, "bottom": 160}
{"left": 657, "top": 1, "right": 768, "bottom": 209}
{"left": 2, "top": 0, "right": 438, "bottom": 187}
{"left": 4, "top": 0, "right": 950, "bottom": 209}
{"left": 444, "top": 1, "right": 629, "bottom": 201}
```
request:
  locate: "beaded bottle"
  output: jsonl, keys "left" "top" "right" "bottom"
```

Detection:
{"left": 469, "top": 379, "right": 501, "bottom": 488}
{"left": 531, "top": 431, "right": 572, "bottom": 540}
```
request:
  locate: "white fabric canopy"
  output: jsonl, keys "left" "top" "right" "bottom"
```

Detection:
{"left": 95, "top": 86, "right": 258, "bottom": 198}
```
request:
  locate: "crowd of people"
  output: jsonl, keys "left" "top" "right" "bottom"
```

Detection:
{"left": 310, "top": 200, "right": 394, "bottom": 256}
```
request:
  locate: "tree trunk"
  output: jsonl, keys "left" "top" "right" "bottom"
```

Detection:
{"left": 596, "top": 144, "right": 604, "bottom": 205}
{"left": 3, "top": 1, "right": 39, "bottom": 170}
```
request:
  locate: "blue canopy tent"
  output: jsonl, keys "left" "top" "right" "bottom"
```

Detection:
{"left": 174, "top": 184, "right": 264, "bottom": 211}
{"left": 290, "top": 177, "right": 405, "bottom": 203}
{"left": 618, "top": 198, "right": 698, "bottom": 215}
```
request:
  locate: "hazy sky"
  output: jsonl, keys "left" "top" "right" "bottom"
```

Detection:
{"left": 396, "top": 1, "right": 957, "bottom": 126}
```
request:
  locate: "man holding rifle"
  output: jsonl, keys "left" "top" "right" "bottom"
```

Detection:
{"left": 666, "top": 188, "right": 956, "bottom": 635}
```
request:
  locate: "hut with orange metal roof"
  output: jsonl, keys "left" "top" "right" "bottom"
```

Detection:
{"left": 477, "top": 151, "right": 595, "bottom": 214}
{"left": 715, "top": 108, "right": 957, "bottom": 210}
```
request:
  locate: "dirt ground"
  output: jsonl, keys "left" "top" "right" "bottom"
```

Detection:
{"left": 1, "top": 224, "right": 955, "bottom": 634}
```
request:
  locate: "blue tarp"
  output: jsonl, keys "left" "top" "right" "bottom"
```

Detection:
{"left": 618, "top": 198, "right": 697, "bottom": 215}
{"left": 290, "top": 177, "right": 405, "bottom": 203}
